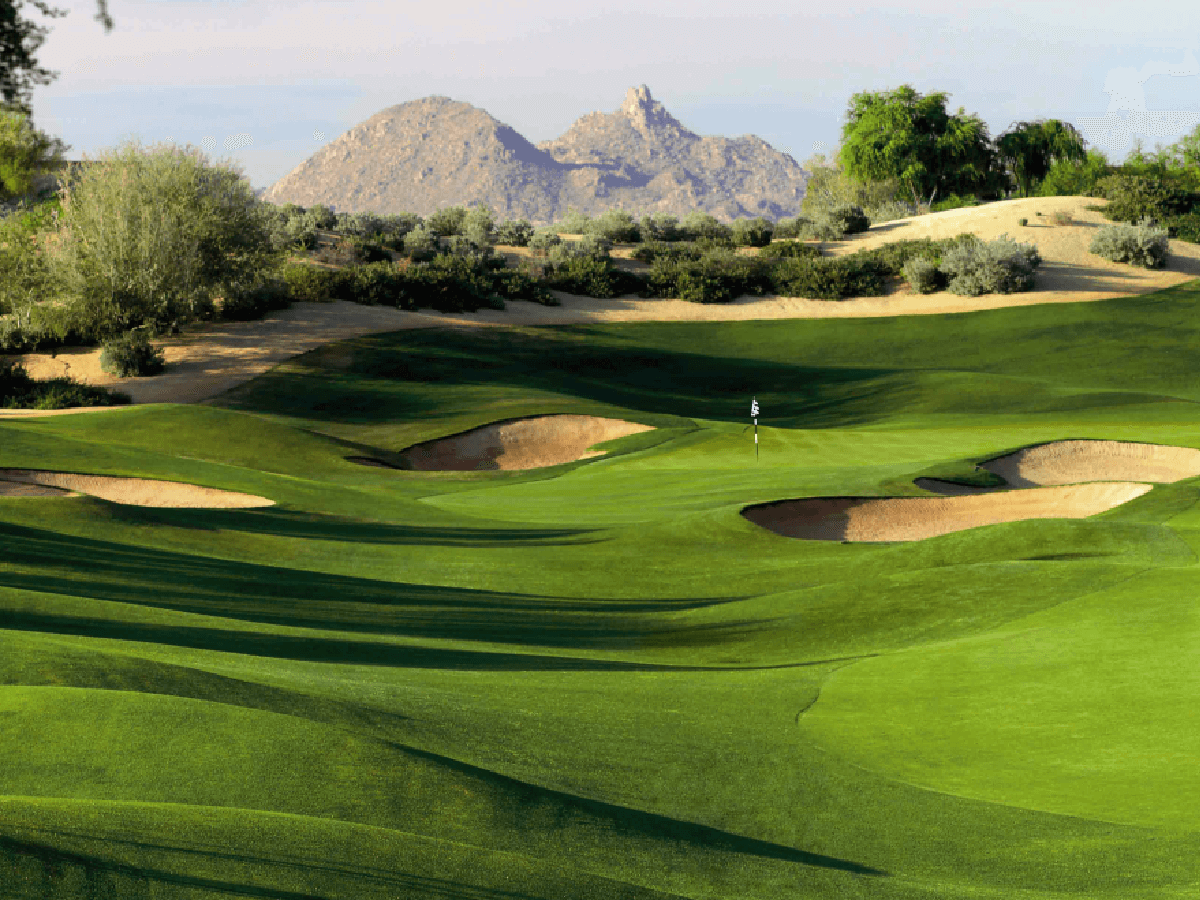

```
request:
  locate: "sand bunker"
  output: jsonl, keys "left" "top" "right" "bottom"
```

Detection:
{"left": 981, "top": 440, "right": 1200, "bottom": 487}
{"left": 747, "top": 439, "right": 1200, "bottom": 542}
{"left": 0, "top": 469, "right": 274, "bottom": 508}
{"left": 398, "top": 415, "right": 655, "bottom": 471}
{"left": 742, "top": 483, "right": 1152, "bottom": 543}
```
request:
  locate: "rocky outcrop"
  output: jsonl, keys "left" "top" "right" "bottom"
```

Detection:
{"left": 259, "top": 86, "right": 809, "bottom": 224}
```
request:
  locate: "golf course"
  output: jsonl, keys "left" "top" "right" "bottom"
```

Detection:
{"left": 4, "top": 187, "right": 1200, "bottom": 898}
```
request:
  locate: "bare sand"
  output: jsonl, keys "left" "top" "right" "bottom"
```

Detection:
{"left": 981, "top": 440, "right": 1200, "bottom": 487}
{"left": 0, "top": 469, "right": 274, "bottom": 508}
{"left": 3, "top": 196, "right": 1197, "bottom": 413}
{"left": 398, "top": 415, "right": 655, "bottom": 471}
{"left": 742, "top": 482, "right": 1153, "bottom": 543}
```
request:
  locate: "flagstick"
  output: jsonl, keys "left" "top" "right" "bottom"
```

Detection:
{"left": 755, "top": 418, "right": 758, "bottom": 461}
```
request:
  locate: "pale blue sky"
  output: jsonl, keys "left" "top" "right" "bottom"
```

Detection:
{"left": 25, "top": 0, "right": 1200, "bottom": 194}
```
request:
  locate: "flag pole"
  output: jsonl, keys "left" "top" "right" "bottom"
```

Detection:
{"left": 751, "top": 396, "right": 759, "bottom": 462}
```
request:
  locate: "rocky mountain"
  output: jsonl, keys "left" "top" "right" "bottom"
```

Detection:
{"left": 259, "top": 86, "right": 809, "bottom": 224}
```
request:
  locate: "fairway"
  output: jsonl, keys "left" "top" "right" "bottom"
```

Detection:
{"left": 5, "top": 272, "right": 1200, "bottom": 898}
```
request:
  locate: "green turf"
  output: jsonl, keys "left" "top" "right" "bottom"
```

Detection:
{"left": 4, "top": 277, "right": 1200, "bottom": 898}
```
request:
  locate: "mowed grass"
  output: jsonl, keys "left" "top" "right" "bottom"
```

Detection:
{"left": 3, "top": 279, "right": 1200, "bottom": 898}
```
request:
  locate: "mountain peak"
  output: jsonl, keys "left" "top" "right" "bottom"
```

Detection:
{"left": 619, "top": 84, "right": 683, "bottom": 135}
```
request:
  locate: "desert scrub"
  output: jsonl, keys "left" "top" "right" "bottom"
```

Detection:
{"left": 631, "top": 241, "right": 703, "bottom": 264}
{"left": 99, "top": 327, "right": 166, "bottom": 377}
{"left": 770, "top": 256, "right": 888, "bottom": 301}
{"left": 730, "top": 216, "right": 775, "bottom": 248}
{"left": 939, "top": 233, "right": 1041, "bottom": 296}
{"left": 492, "top": 219, "right": 534, "bottom": 246}
{"left": 1089, "top": 218, "right": 1171, "bottom": 268}
{"left": 1, "top": 358, "right": 130, "bottom": 408}
{"left": 902, "top": 256, "right": 943, "bottom": 294}
{"left": 865, "top": 200, "right": 918, "bottom": 224}
{"left": 526, "top": 230, "right": 563, "bottom": 257}
{"left": 543, "top": 256, "right": 641, "bottom": 299}
{"left": 930, "top": 194, "right": 980, "bottom": 213}
{"left": 758, "top": 240, "right": 822, "bottom": 260}
{"left": 1018, "top": 218, "right": 1028, "bottom": 226}
{"left": 1050, "top": 210, "right": 1073, "bottom": 226}
{"left": 636, "top": 213, "right": 684, "bottom": 243}
{"left": 219, "top": 274, "right": 292, "bottom": 321}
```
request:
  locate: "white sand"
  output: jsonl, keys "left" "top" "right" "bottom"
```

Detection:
{"left": 981, "top": 440, "right": 1200, "bottom": 487}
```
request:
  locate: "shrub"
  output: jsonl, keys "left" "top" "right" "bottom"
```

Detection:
{"left": 279, "top": 262, "right": 349, "bottom": 303}
{"left": 462, "top": 205, "right": 495, "bottom": 242}
{"left": 865, "top": 200, "right": 918, "bottom": 224}
{"left": 219, "top": 274, "right": 292, "bottom": 320}
{"left": 586, "top": 209, "right": 640, "bottom": 244}
{"left": 1163, "top": 211, "right": 1200, "bottom": 244}
{"left": 493, "top": 219, "right": 534, "bottom": 246}
{"left": 845, "top": 234, "right": 979, "bottom": 277}
{"left": 770, "top": 256, "right": 888, "bottom": 301}
{"left": 492, "top": 267, "right": 559, "bottom": 305}
{"left": 678, "top": 211, "right": 732, "bottom": 242}
{"left": 822, "top": 205, "right": 871, "bottom": 235}
{"left": 690, "top": 233, "right": 737, "bottom": 252}
{"left": 729, "top": 216, "right": 774, "bottom": 248}
{"left": 1089, "top": 218, "right": 1171, "bottom": 268}
{"left": 758, "top": 240, "right": 821, "bottom": 260}
{"left": 43, "top": 140, "right": 284, "bottom": 340}
{"left": 404, "top": 254, "right": 496, "bottom": 313}
{"left": 544, "top": 257, "right": 638, "bottom": 299}
{"left": 771, "top": 216, "right": 811, "bottom": 239}
{"left": 1092, "top": 174, "right": 1199, "bottom": 224}
{"left": 343, "top": 261, "right": 408, "bottom": 307}
{"left": 1018, "top": 217, "right": 1028, "bottom": 226}
{"left": 798, "top": 218, "right": 848, "bottom": 241}
{"left": 1049, "top": 210, "right": 1073, "bottom": 226}
{"left": 1035, "top": 149, "right": 1110, "bottom": 198}
{"left": 424, "top": 206, "right": 469, "bottom": 237}
{"left": 547, "top": 234, "right": 611, "bottom": 264}
{"left": 0, "top": 106, "right": 70, "bottom": 204}
{"left": 930, "top": 194, "right": 980, "bottom": 213}
{"left": 304, "top": 204, "right": 337, "bottom": 230}
{"left": 939, "top": 233, "right": 1041, "bottom": 296}
{"left": 99, "top": 327, "right": 166, "bottom": 376}
{"left": 631, "top": 241, "right": 702, "bottom": 264}
{"left": 1, "top": 357, "right": 131, "bottom": 409}
{"left": 554, "top": 209, "right": 592, "bottom": 235}
{"left": 527, "top": 230, "right": 563, "bottom": 256}
{"left": 902, "top": 256, "right": 943, "bottom": 293}
{"left": 402, "top": 225, "right": 440, "bottom": 258}
{"left": 636, "top": 213, "right": 684, "bottom": 243}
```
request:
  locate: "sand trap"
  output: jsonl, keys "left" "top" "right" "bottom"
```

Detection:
{"left": 0, "top": 479, "right": 75, "bottom": 498}
{"left": 981, "top": 440, "right": 1200, "bottom": 487}
{"left": 398, "top": 415, "right": 655, "bottom": 471}
{"left": 742, "top": 483, "right": 1152, "bottom": 542}
{"left": 0, "top": 469, "right": 274, "bottom": 508}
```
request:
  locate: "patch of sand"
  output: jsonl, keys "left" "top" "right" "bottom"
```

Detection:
{"left": 0, "top": 479, "right": 74, "bottom": 497}
{"left": 398, "top": 415, "right": 655, "bottom": 470}
{"left": 981, "top": 440, "right": 1200, "bottom": 487}
{"left": 3, "top": 196, "right": 1197, "bottom": 414}
{"left": 742, "top": 483, "right": 1153, "bottom": 543}
{"left": 0, "top": 469, "right": 274, "bottom": 508}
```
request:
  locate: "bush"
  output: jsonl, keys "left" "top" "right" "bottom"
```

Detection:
{"left": 1035, "top": 149, "right": 1110, "bottom": 198}
{"left": 462, "top": 205, "right": 495, "bottom": 242}
{"left": 1089, "top": 218, "right": 1171, "bottom": 268}
{"left": 798, "top": 218, "right": 848, "bottom": 241}
{"left": 845, "top": 234, "right": 979, "bottom": 278}
{"left": 554, "top": 209, "right": 592, "bottom": 235}
{"left": 729, "top": 216, "right": 774, "bottom": 248}
{"left": 1018, "top": 217, "right": 1028, "bottom": 226}
{"left": 1092, "top": 174, "right": 1199, "bottom": 224}
{"left": 822, "top": 204, "right": 872, "bottom": 235}
{"left": 493, "top": 219, "right": 534, "bottom": 246}
{"left": 304, "top": 204, "right": 337, "bottom": 230}
{"left": 902, "top": 256, "right": 943, "bottom": 293}
{"left": 865, "top": 200, "right": 918, "bottom": 224}
{"left": 678, "top": 211, "right": 732, "bottom": 242}
{"left": 527, "top": 230, "right": 562, "bottom": 256}
{"left": 278, "top": 262, "right": 351, "bottom": 303}
{"left": 1163, "top": 211, "right": 1200, "bottom": 244}
{"left": 404, "top": 253, "right": 496, "bottom": 313}
{"left": 1, "top": 357, "right": 130, "bottom": 409}
{"left": 547, "top": 235, "right": 611, "bottom": 265}
{"left": 636, "top": 213, "right": 684, "bottom": 243}
{"left": 631, "top": 241, "right": 702, "bottom": 264}
{"left": 424, "top": 206, "right": 469, "bottom": 237}
{"left": 492, "top": 267, "right": 559, "bottom": 305}
{"left": 219, "top": 274, "right": 292, "bottom": 320}
{"left": 758, "top": 240, "right": 821, "bottom": 260}
{"left": 930, "top": 194, "right": 980, "bottom": 213}
{"left": 771, "top": 216, "right": 811, "bottom": 239}
{"left": 544, "top": 257, "right": 639, "bottom": 299}
{"left": 402, "top": 225, "right": 440, "bottom": 258}
{"left": 1049, "top": 210, "right": 1073, "bottom": 226}
{"left": 586, "top": 209, "right": 640, "bottom": 244}
{"left": 770, "top": 256, "right": 888, "bottom": 301}
{"left": 99, "top": 327, "right": 166, "bottom": 376}
{"left": 939, "top": 233, "right": 1041, "bottom": 296}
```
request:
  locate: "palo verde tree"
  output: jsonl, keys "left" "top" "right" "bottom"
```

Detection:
{"left": 994, "top": 119, "right": 1088, "bottom": 198}
{"left": 836, "top": 85, "right": 1004, "bottom": 209}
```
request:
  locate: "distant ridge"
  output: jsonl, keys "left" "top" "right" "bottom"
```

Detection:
{"left": 260, "top": 86, "right": 810, "bottom": 224}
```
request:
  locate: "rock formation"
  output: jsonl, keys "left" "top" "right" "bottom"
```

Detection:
{"left": 259, "top": 86, "right": 809, "bottom": 224}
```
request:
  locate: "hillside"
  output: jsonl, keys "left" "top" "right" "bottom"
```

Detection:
{"left": 259, "top": 86, "right": 810, "bottom": 223}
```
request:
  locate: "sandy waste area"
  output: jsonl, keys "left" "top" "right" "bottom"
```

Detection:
{"left": 742, "top": 440, "right": 1200, "bottom": 542}
{"left": 0, "top": 468, "right": 274, "bottom": 508}
{"left": 3, "top": 196, "right": 1198, "bottom": 413}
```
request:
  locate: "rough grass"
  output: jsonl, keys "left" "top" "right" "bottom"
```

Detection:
{"left": 3, "top": 278, "right": 1200, "bottom": 898}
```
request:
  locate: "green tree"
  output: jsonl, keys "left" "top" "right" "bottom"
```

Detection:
{"left": 994, "top": 120, "right": 1088, "bottom": 197}
{"left": 1035, "top": 148, "right": 1111, "bottom": 197}
{"left": 1, "top": 1, "right": 113, "bottom": 117}
{"left": 0, "top": 102, "right": 66, "bottom": 201}
{"left": 837, "top": 85, "right": 1003, "bottom": 209}
{"left": 801, "top": 150, "right": 901, "bottom": 218}
{"left": 41, "top": 138, "right": 284, "bottom": 338}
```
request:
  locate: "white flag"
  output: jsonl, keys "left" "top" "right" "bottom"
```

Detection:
{"left": 751, "top": 397, "right": 759, "bottom": 418}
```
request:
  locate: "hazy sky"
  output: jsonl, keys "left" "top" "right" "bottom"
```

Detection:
{"left": 24, "top": 0, "right": 1200, "bottom": 193}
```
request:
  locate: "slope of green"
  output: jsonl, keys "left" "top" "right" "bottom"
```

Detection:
{"left": 3, "top": 276, "right": 1200, "bottom": 898}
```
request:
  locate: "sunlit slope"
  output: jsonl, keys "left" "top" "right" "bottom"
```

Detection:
{"left": 4, "top": 279, "right": 1200, "bottom": 897}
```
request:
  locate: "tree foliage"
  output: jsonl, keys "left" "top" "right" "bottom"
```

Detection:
{"left": 837, "top": 85, "right": 1004, "bottom": 208}
{"left": 0, "top": 103, "right": 66, "bottom": 201}
{"left": 995, "top": 119, "right": 1088, "bottom": 197}
{"left": 1, "top": 0, "right": 113, "bottom": 117}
